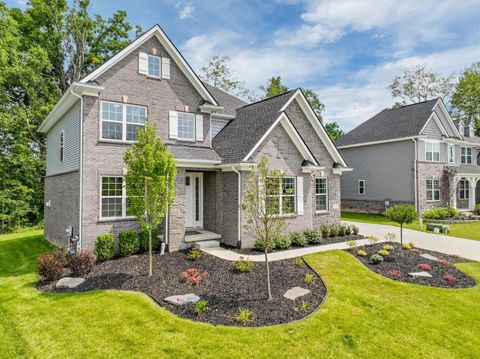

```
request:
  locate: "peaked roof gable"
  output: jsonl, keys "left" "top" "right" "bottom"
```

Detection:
{"left": 80, "top": 24, "right": 218, "bottom": 106}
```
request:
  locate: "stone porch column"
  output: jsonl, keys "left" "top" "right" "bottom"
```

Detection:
{"left": 452, "top": 176, "right": 458, "bottom": 209}
{"left": 468, "top": 177, "right": 478, "bottom": 210}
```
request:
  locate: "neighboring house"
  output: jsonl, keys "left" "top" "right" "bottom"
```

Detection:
{"left": 39, "top": 24, "right": 350, "bottom": 252}
{"left": 336, "top": 99, "right": 480, "bottom": 215}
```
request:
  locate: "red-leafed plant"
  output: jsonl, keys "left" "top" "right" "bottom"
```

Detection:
{"left": 69, "top": 250, "right": 96, "bottom": 277}
{"left": 410, "top": 248, "right": 422, "bottom": 254}
{"left": 37, "top": 250, "right": 67, "bottom": 282}
{"left": 443, "top": 274, "right": 457, "bottom": 283}
{"left": 181, "top": 268, "right": 209, "bottom": 285}
{"left": 387, "top": 270, "right": 402, "bottom": 278}
{"left": 449, "top": 254, "right": 460, "bottom": 259}
{"left": 418, "top": 263, "right": 431, "bottom": 271}
{"left": 436, "top": 258, "right": 450, "bottom": 266}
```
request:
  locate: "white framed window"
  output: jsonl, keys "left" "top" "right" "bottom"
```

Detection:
{"left": 147, "top": 54, "right": 161, "bottom": 77}
{"left": 100, "top": 176, "right": 133, "bottom": 219}
{"left": 426, "top": 179, "right": 440, "bottom": 202}
{"left": 59, "top": 130, "right": 64, "bottom": 162}
{"left": 459, "top": 179, "right": 470, "bottom": 200}
{"left": 358, "top": 180, "right": 365, "bottom": 195}
{"left": 448, "top": 144, "right": 455, "bottom": 163}
{"left": 315, "top": 178, "right": 328, "bottom": 212}
{"left": 461, "top": 147, "right": 472, "bottom": 164}
{"left": 101, "top": 101, "right": 146, "bottom": 142}
{"left": 266, "top": 177, "right": 296, "bottom": 215}
{"left": 177, "top": 112, "right": 195, "bottom": 141}
{"left": 425, "top": 140, "right": 440, "bottom": 162}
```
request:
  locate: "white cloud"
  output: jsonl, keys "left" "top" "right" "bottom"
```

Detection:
{"left": 178, "top": 2, "right": 195, "bottom": 19}
{"left": 275, "top": 24, "right": 343, "bottom": 48}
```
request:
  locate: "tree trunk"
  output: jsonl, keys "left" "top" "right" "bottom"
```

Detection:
{"left": 148, "top": 228, "right": 153, "bottom": 276}
{"left": 264, "top": 247, "right": 272, "bottom": 300}
{"left": 400, "top": 223, "right": 404, "bottom": 257}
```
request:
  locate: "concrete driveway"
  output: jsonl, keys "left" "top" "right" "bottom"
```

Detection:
{"left": 345, "top": 221, "right": 480, "bottom": 262}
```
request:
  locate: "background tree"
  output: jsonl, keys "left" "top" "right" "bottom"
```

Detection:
{"left": 324, "top": 122, "right": 344, "bottom": 140}
{"left": 124, "top": 125, "right": 177, "bottom": 276}
{"left": 302, "top": 88, "right": 325, "bottom": 120}
{"left": 260, "top": 76, "right": 289, "bottom": 98}
{"left": 452, "top": 62, "right": 480, "bottom": 135}
{"left": 242, "top": 157, "right": 288, "bottom": 300}
{"left": 389, "top": 66, "right": 455, "bottom": 105}
{"left": 385, "top": 204, "right": 417, "bottom": 252}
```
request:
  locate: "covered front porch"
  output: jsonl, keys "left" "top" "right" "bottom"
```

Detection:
{"left": 452, "top": 171, "right": 480, "bottom": 211}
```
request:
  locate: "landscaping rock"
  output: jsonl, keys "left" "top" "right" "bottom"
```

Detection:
{"left": 420, "top": 253, "right": 438, "bottom": 261}
{"left": 164, "top": 293, "right": 200, "bottom": 306}
{"left": 408, "top": 271, "right": 432, "bottom": 278}
{"left": 283, "top": 287, "right": 310, "bottom": 300}
{"left": 56, "top": 277, "right": 85, "bottom": 289}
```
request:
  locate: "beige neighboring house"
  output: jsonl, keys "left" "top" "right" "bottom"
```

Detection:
{"left": 39, "top": 24, "right": 351, "bottom": 252}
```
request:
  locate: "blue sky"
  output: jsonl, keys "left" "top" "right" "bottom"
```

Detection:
{"left": 9, "top": 0, "right": 480, "bottom": 130}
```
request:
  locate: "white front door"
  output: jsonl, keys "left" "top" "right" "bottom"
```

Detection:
{"left": 185, "top": 173, "right": 203, "bottom": 228}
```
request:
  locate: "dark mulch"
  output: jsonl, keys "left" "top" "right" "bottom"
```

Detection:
{"left": 227, "top": 234, "right": 364, "bottom": 255}
{"left": 347, "top": 242, "right": 476, "bottom": 289}
{"left": 38, "top": 251, "right": 326, "bottom": 327}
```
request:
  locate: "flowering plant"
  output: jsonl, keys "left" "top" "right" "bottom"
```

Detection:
{"left": 181, "top": 268, "right": 209, "bottom": 285}
{"left": 443, "top": 274, "right": 457, "bottom": 283}
{"left": 436, "top": 258, "right": 450, "bottom": 265}
{"left": 418, "top": 263, "right": 431, "bottom": 271}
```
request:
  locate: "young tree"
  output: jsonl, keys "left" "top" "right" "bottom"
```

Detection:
{"left": 441, "top": 168, "right": 457, "bottom": 217}
{"left": 124, "top": 124, "right": 177, "bottom": 276}
{"left": 302, "top": 88, "right": 325, "bottom": 121}
{"left": 324, "top": 121, "right": 344, "bottom": 140}
{"left": 452, "top": 62, "right": 480, "bottom": 135}
{"left": 242, "top": 157, "right": 288, "bottom": 300}
{"left": 385, "top": 204, "right": 417, "bottom": 252}
{"left": 388, "top": 66, "right": 455, "bottom": 105}
{"left": 260, "top": 76, "right": 289, "bottom": 98}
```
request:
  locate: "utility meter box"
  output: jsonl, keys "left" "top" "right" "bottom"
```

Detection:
{"left": 65, "top": 226, "right": 73, "bottom": 237}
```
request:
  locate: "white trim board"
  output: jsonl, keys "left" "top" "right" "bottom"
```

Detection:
{"left": 433, "top": 99, "right": 463, "bottom": 139}
{"left": 337, "top": 135, "right": 426, "bottom": 149}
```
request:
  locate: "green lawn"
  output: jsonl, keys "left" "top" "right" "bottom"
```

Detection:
{"left": 1, "top": 230, "right": 479, "bottom": 358}
{"left": 342, "top": 212, "right": 480, "bottom": 241}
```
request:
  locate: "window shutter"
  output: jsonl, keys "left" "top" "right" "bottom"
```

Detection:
{"left": 296, "top": 176, "right": 304, "bottom": 215}
{"left": 138, "top": 52, "right": 148, "bottom": 74}
{"left": 169, "top": 111, "right": 178, "bottom": 139}
{"left": 195, "top": 114, "right": 203, "bottom": 141}
{"left": 161, "top": 57, "right": 170, "bottom": 79}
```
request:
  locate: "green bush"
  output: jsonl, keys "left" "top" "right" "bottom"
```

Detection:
{"left": 304, "top": 273, "right": 315, "bottom": 284}
{"left": 236, "top": 308, "right": 253, "bottom": 325}
{"left": 337, "top": 224, "right": 347, "bottom": 236}
{"left": 119, "top": 231, "right": 140, "bottom": 257}
{"left": 233, "top": 257, "right": 254, "bottom": 273}
{"left": 194, "top": 300, "right": 208, "bottom": 315}
{"left": 357, "top": 249, "right": 367, "bottom": 257}
{"left": 474, "top": 204, "right": 480, "bottom": 215}
{"left": 351, "top": 224, "right": 359, "bottom": 235}
{"left": 369, "top": 254, "right": 384, "bottom": 264}
{"left": 275, "top": 234, "right": 292, "bottom": 250}
{"left": 254, "top": 238, "right": 274, "bottom": 252}
{"left": 290, "top": 232, "right": 307, "bottom": 246}
{"left": 138, "top": 228, "right": 160, "bottom": 252}
{"left": 423, "top": 207, "right": 457, "bottom": 219}
{"left": 345, "top": 224, "right": 352, "bottom": 236}
{"left": 377, "top": 249, "right": 389, "bottom": 257}
{"left": 320, "top": 224, "right": 329, "bottom": 238}
{"left": 329, "top": 224, "right": 339, "bottom": 237}
{"left": 94, "top": 234, "right": 115, "bottom": 261}
{"left": 187, "top": 248, "right": 202, "bottom": 261}
{"left": 304, "top": 229, "right": 322, "bottom": 244}
{"left": 383, "top": 244, "right": 394, "bottom": 251}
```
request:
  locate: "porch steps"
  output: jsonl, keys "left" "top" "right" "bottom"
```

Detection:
{"left": 194, "top": 240, "right": 220, "bottom": 250}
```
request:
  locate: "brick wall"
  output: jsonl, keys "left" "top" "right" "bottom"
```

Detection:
{"left": 341, "top": 199, "right": 412, "bottom": 213}
{"left": 417, "top": 161, "right": 446, "bottom": 214}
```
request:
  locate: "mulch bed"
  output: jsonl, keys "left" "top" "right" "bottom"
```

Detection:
{"left": 347, "top": 242, "right": 476, "bottom": 289}
{"left": 228, "top": 234, "right": 364, "bottom": 255}
{"left": 38, "top": 251, "right": 326, "bottom": 327}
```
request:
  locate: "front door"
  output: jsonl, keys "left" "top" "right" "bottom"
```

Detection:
{"left": 185, "top": 173, "right": 203, "bottom": 228}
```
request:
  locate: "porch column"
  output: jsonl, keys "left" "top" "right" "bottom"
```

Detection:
{"left": 452, "top": 176, "right": 458, "bottom": 209}
{"left": 468, "top": 177, "right": 477, "bottom": 210}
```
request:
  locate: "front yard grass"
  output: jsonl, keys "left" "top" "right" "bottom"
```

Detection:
{"left": 342, "top": 212, "right": 480, "bottom": 241}
{"left": 1, "top": 229, "right": 479, "bottom": 358}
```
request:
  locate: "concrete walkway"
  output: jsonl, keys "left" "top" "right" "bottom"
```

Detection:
{"left": 203, "top": 221, "right": 480, "bottom": 262}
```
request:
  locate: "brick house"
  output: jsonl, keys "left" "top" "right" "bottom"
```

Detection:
{"left": 39, "top": 25, "right": 350, "bottom": 252}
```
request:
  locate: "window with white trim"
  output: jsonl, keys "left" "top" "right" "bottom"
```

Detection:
{"left": 425, "top": 141, "right": 440, "bottom": 162}
{"left": 100, "top": 176, "right": 132, "bottom": 219}
{"left": 459, "top": 179, "right": 470, "bottom": 200}
{"left": 448, "top": 144, "right": 455, "bottom": 163}
{"left": 461, "top": 147, "right": 472, "bottom": 164}
{"left": 426, "top": 179, "right": 440, "bottom": 201}
{"left": 147, "top": 54, "right": 161, "bottom": 77}
{"left": 101, "top": 101, "right": 146, "bottom": 141}
{"left": 315, "top": 178, "right": 328, "bottom": 211}
{"left": 59, "top": 130, "right": 64, "bottom": 162}
{"left": 358, "top": 180, "right": 365, "bottom": 195}
{"left": 266, "top": 177, "right": 296, "bottom": 215}
{"left": 177, "top": 112, "right": 195, "bottom": 140}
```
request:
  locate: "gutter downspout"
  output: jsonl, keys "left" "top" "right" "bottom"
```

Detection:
{"left": 70, "top": 86, "right": 83, "bottom": 250}
{"left": 232, "top": 166, "right": 242, "bottom": 248}
{"left": 412, "top": 138, "right": 418, "bottom": 214}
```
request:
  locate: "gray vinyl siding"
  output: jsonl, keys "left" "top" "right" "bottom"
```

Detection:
{"left": 211, "top": 118, "right": 229, "bottom": 138}
{"left": 46, "top": 101, "right": 81, "bottom": 176}
{"left": 421, "top": 118, "right": 443, "bottom": 139}
{"left": 340, "top": 140, "right": 415, "bottom": 202}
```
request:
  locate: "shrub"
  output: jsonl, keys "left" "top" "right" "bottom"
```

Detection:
{"left": 337, "top": 224, "right": 347, "bottom": 236}
{"left": 233, "top": 257, "right": 254, "bottom": 273}
{"left": 275, "top": 234, "right": 292, "bottom": 250}
{"left": 403, "top": 243, "right": 413, "bottom": 250}
{"left": 437, "top": 258, "right": 450, "bottom": 265}
{"left": 408, "top": 242, "right": 415, "bottom": 248}
{"left": 443, "top": 274, "right": 457, "bottom": 283}
{"left": 194, "top": 300, "right": 208, "bottom": 315}
{"left": 37, "top": 250, "right": 66, "bottom": 282}
{"left": 367, "top": 235, "right": 379, "bottom": 245}
{"left": 369, "top": 254, "right": 384, "bottom": 264}
{"left": 94, "top": 234, "right": 115, "bottom": 261}
{"left": 377, "top": 249, "right": 389, "bottom": 257}
{"left": 119, "top": 231, "right": 140, "bottom": 257}
{"left": 320, "top": 224, "right": 330, "bottom": 238}
{"left": 236, "top": 308, "right": 253, "bottom": 325}
{"left": 345, "top": 225, "right": 352, "bottom": 236}
{"left": 304, "top": 229, "right": 322, "bottom": 244}
{"left": 181, "top": 268, "right": 209, "bottom": 285}
{"left": 357, "top": 249, "right": 367, "bottom": 257}
{"left": 254, "top": 238, "right": 275, "bottom": 252}
{"left": 290, "top": 232, "right": 307, "bottom": 246}
{"left": 69, "top": 251, "right": 96, "bottom": 277}
{"left": 384, "top": 232, "right": 396, "bottom": 241}
{"left": 475, "top": 203, "right": 480, "bottom": 215}
{"left": 423, "top": 207, "right": 458, "bottom": 219}
{"left": 351, "top": 224, "right": 360, "bottom": 235}
{"left": 418, "top": 263, "right": 431, "bottom": 271}
{"left": 138, "top": 227, "right": 161, "bottom": 252}
{"left": 298, "top": 300, "right": 312, "bottom": 313}
{"left": 294, "top": 257, "right": 304, "bottom": 266}
{"left": 329, "top": 224, "right": 339, "bottom": 237}
{"left": 346, "top": 239, "right": 358, "bottom": 250}
{"left": 383, "top": 244, "right": 394, "bottom": 251}
{"left": 187, "top": 248, "right": 202, "bottom": 261}
{"left": 304, "top": 273, "right": 315, "bottom": 284}
{"left": 387, "top": 270, "right": 402, "bottom": 278}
